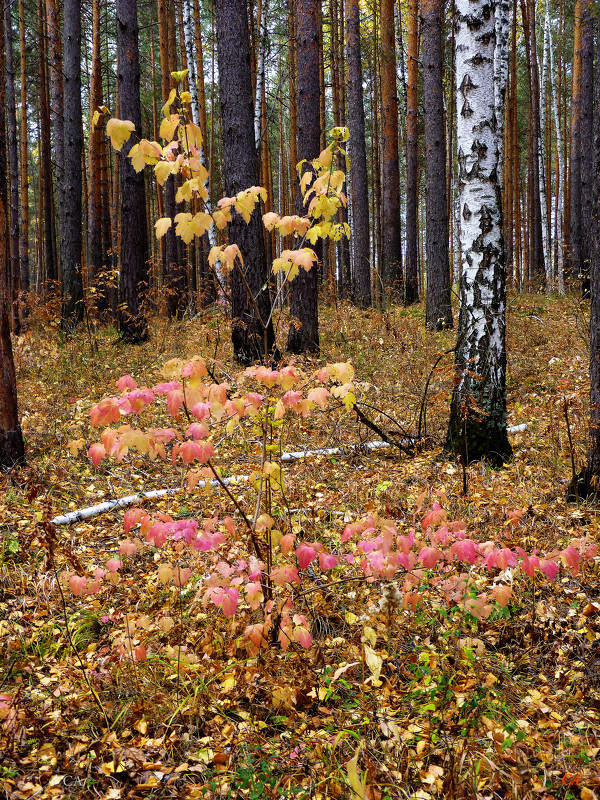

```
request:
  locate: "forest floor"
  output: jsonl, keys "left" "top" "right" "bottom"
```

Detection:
{"left": 1, "top": 292, "right": 599, "bottom": 800}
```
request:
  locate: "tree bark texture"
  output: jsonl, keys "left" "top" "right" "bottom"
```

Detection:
{"left": 215, "top": 0, "right": 275, "bottom": 363}
{"left": 117, "top": 0, "right": 149, "bottom": 343}
{"left": 405, "top": 0, "right": 419, "bottom": 303}
{"left": 18, "top": 0, "right": 29, "bottom": 308}
{"left": 5, "top": 0, "right": 20, "bottom": 330}
{"left": 422, "top": 0, "right": 452, "bottom": 329}
{"left": 37, "top": 0, "right": 56, "bottom": 286}
{"left": 447, "top": 0, "right": 511, "bottom": 465}
{"left": 380, "top": 0, "right": 403, "bottom": 297}
{"left": 61, "top": 0, "right": 84, "bottom": 328}
{"left": 287, "top": 0, "right": 320, "bottom": 353}
{"left": 0, "top": 1, "right": 24, "bottom": 468}
{"left": 345, "top": 0, "right": 371, "bottom": 308}
{"left": 580, "top": 11, "right": 600, "bottom": 496}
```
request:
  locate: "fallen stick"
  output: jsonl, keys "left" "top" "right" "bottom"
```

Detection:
{"left": 52, "top": 425, "right": 529, "bottom": 525}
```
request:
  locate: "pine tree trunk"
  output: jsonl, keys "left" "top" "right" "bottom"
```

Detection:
{"left": 379, "top": 0, "right": 403, "bottom": 297}
{"left": 446, "top": 0, "right": 511, "bottom": 465}
{"left": 578, "top": 11, "right": 600, "bottom": 497}
{"left": 61, "top": 0, "right": 84, "bottom": 328}
{"left": 422, "top": 0, "right": 451, "bottom": 329}
{"left": 287, "top": 0, "right": 321, "bottom": 353}
{"left": 215, "top": 0, "right": 276, "bottom": 363}
{"left": 4, "top": 0, "right": 20, "bottom": 331}
{"left": 37, "top": 0, "right": 56, "bottom": 288}
{"left": 404, "top": 0, "right": 419, "bottom": 304}
{"left": 117, "top": 0, "right": 148, "bottom": 343}
{"left": 18, "top": 0, "right": 29, "bottom": 312}
{"left": 0, "top": 0, "right": 23, "bottom": 468}
{"left": 580, "top": 2, "right": 594, "bottom": 297}
{"left": 569, "top": 0, "right": 586, "bottom": 288}
{"left": 89, "top": 0, "right": 107, "bottom": 314}
{"left": 345, "top": 0, "right": 371, "bottom": 308}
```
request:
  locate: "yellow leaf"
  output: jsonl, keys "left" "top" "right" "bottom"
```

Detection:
{"left": 363, "top": 643, "right": 382, "bottom": 684}
{"left": 92, "top": 110, "right": 101, "bottom": 127}
{"left": 329, "top": 125, "right": 349, "bottom": 141}
{"left": 180, "top": 90, "right": 192, "bottom": 104}
{"left": 263, "top": 211, "right": 280, "bottom": 231}
{"left": 212, "top": 209, "right": 231, "bottom": 230}
{"left": 106, "top": 118, "right": 135, "bottom": 152}
{"left": 345, "top": 748, "right": 367, "bottom": 800}
{"left": 318, "top": 146, "right": 332, "bottom": 169}
{"left": 154, "top": 161, "right": 172, "bottom": 186}
{"left": 159, "top": 114, "right": 179, "bottom": 142}
{"left": 154, "top": 217, "right": 172, "bottom": 239}
{"left": 192, "top": 212, "right": 213, "bottom": 237}
{"left": 180, "top": 122, "right": 203, "bottom": 151}
{"left": 161, "top": 88, "right": 176, "bottom": 118}
{"left": 171, "top": 68, "right": 189, "bottom": 83}
{"left": 128, "top": 143, "right": 146, "bottom": 173}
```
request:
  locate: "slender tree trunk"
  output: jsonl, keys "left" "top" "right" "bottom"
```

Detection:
{"left": 405, "top": 0, "right": 419, "bottom": 304}
{"left": 4, "top": 0, "right": 20, "bottom": 331}
{"left": 37, "top": 0, "right": 56, "bottom": 288}
{"left": 287, "top": 0, "right": 321, "bottom": 352}
{"left": 569, "top": 0, "right": 586, "bottom": 288}
{"left": 215, "top": 0, "right": 275, "bottom": 363}
{"left": 89, "top": 0, "right": 107, "bottom": 314}
{"left": 0, "top": 1, "right": 23, "bottom": 467}
{"left": 447, "top": 0, "right": 511, "bottom": 465}
{"left": 61, "top": 0, "right": 84, "bottom": 328}
{"left": 345, "top": 0, "right": 371, "bottom": 308}
{"left": 580, "top": 1, "right": 594, "bottom": 297}
{"left": 521, "top": 0, "right": 545, "bottom": 286}
{"left": 380, "top": 0, "right": 403, "bottom": 296}
{"left": 579, "top": 11, "right": 600, "bottom": 496}
{"left": 46, "top": 0, "right": 63, "bottom": 278}
{"left": 117, "top": 0, "right": 148, "bottom": 342}
{"left": 18, "top": 0, "right": 29, "bottom": 312}
{"left": 422, "top": 0, "right": 451, "bottom": 329}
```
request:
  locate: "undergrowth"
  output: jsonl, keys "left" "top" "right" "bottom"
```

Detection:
{"left": 1, "top": 293, "right": 599, "bottom": 800}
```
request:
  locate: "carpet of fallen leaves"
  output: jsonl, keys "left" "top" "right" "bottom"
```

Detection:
{"left": 1, "top": 294, "right": 600, "bottom": 800}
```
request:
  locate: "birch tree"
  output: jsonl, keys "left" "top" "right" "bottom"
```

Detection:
{"left": 545, "top": 1, "right": 564, "bottom": 292}
{"left": 446, "top": 0, "right": 511, "bottom": 465}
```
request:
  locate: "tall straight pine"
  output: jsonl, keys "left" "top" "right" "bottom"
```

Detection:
{"left": 446, "top": 0, "right": 511, "bottom": 465}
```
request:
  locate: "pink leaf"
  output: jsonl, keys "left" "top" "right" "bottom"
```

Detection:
{"left": 451, "top": 538, "right": 478, "bottom": 565}
{"left": 88, "top": 443, "right": 106, "bottom": 467}
{"left": 319, "top": 553, "right": 339, "bottom": 570}
{"left": 124, "top": 508, "right": 147, "bottom": 534}
{"left": 186, "top": 422, "right": 209, "bottom": 440}
{"left": 419, "top": 546, "right": 442, "bottom": 569}
{"left": 245, "top": 581, "right": 264, "bottom": 610}
{"left": 106, "top": 559, "right": 122, "bottom": 573}
{"left": 492, "top": 584, "right": 512, "bottom": 608}
{"left": 117, "top": 374, "right": 138, "bottom": 392}
{"left": 295, "top": 543, "right": 318, "bottom": 569}
{"left": 119, "top": 538, "right": 137, "bottom": 557}
{"left": 561, "top": 546, "right": 582, "bottom": 576}
{"left": 539, "top": 559, "right": 559, "bottom": 579}
{"left": 293, "top": 625, "right": 313, "bottom": 649}
{"left": 69, "top": 575, "right": 87, "bottom": 596}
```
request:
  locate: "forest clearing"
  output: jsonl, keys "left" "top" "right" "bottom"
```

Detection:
{"left": 1, "top": 294, "right": 600, "bottom": 800}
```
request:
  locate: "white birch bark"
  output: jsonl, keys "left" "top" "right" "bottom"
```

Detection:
{"left": 538, "top": 9, "right": 552, "bottom": 290}
{"left": 449, "top": 0, "right": 511, "bottom": 463}
{"left": 493, "top": 0, "right": 510, "bottom": 187}
{"left": 546, "top": 1, "right": 565, "bottom": 293}
{"left": 182, "top": 0, "right": 216, "bottom": 247}
{"left": 254, "top": 0, "right": 269, "bottom": 150}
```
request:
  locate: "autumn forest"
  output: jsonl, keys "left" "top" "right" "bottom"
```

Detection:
{"left": 2, "top": 0, "right": 600, "bottom": 798}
